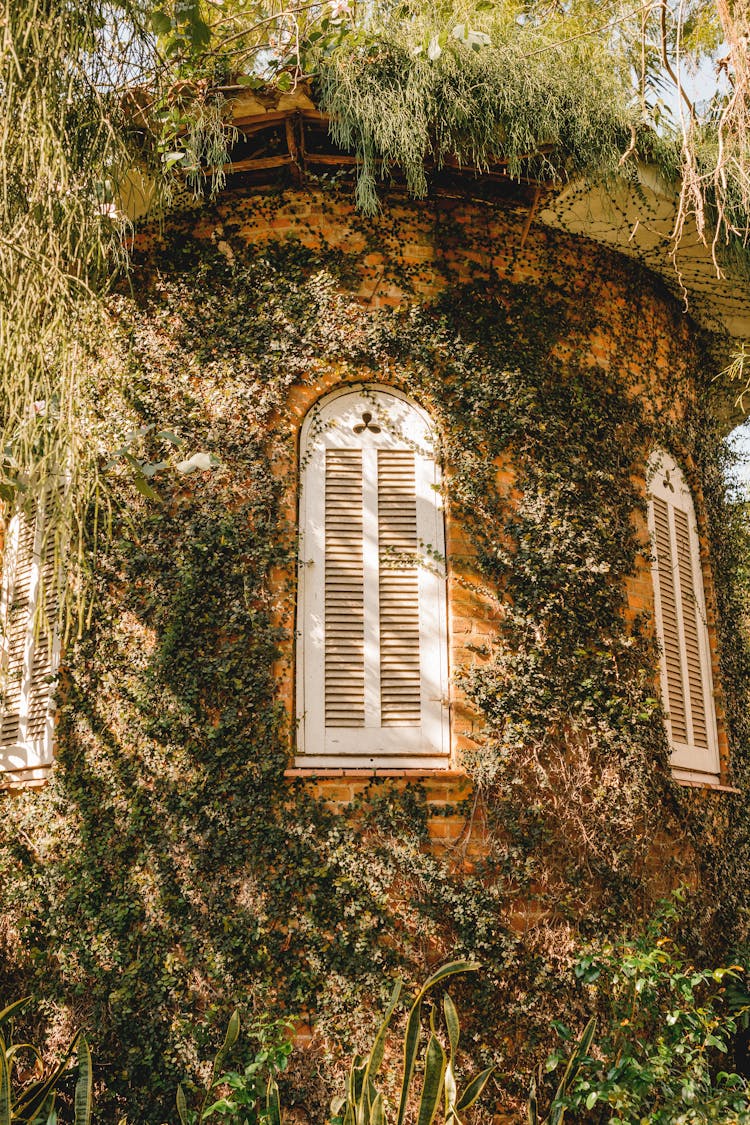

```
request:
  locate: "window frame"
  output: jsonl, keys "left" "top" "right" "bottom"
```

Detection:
{"left": 295, "top": 383, "right": 451, "bottom": 770}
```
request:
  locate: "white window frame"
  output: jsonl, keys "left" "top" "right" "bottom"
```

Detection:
{"left": 295, "top": 384, "right": 450, "bottom": 769}
{"left": 647, "top": 450, "right": 720, "bottom": 783}
{"left": 0, "top": 506, "right": 59, "bottom": 785}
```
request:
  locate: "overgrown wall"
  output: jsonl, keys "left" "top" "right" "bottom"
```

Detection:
{"left": 0, "top": 182, "right": 748, "bottom": 1124}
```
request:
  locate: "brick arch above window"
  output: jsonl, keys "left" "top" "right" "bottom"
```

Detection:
{"left": 646, "top": 450, "right": 721, "bottom": 783}
{"left": 295, "top": 384, "right": 450, "bottom": 769}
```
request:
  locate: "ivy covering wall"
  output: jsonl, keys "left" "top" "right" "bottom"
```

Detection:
{"left": 0, "top": 184, "right": 748, "bottom": 1123}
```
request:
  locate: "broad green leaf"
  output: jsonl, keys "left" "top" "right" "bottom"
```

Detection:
{"left": 151, "top": 9, "right": 172, "bottom": 34}
{"left": 417, "top": 1036, "right": 446, "bottom": 1125}
{"left": 134, "top": 475, "right": 162, "bottom": 503}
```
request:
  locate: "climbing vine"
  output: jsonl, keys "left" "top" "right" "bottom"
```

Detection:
{"left": 0, "top": 188, "right": 748, "bottom": 1124}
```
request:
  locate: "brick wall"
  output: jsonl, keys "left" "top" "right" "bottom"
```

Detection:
{"left": 138, "top": 182, "right": 732, "bottom": 860}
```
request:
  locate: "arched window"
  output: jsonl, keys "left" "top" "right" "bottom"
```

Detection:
{"left": 647, "top": 451, "right": 720, "bottom": 782}
{"left": 0, "top": 505, "right": 58, "bottom": 785}
{"left": 296, "top": 386, "right": 450, "bottom": 769}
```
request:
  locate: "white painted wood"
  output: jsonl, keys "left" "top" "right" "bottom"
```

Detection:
{"left": 0, "top": 505, "right": 58, "bottom": 782}
{"left": 647, "top": 451, "right": 720, "bottom": 780}
{"left": 296, "top": 385, "right": 450, "bottom": 768}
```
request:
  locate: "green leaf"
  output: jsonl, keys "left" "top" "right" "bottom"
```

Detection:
{"left": 134, "top": 475, "right": 162, "bottom": 503}
{"left": 0, "top": 998, "right": 30, "bottom": 1031}
{"left": 176, "top": 1084, "right": 189, "bottom": 1125}
{"left": 363, "top": 981, "right": 402, "bottom": 1089}
{"left": 456, "top": 1066, "right": 494, "bottom": 1113}
{"left": 151, "top": 9, "right": 172, "bottom": 34}
{"left": 443, "top": 995, "right": 460, "bottom": 1059}
{"left": 417, "top": 1036, "right": 446, "bottom": 1125}
{"left": 396, "top": 1000, "right": 422, "bottom": 1125}
{"left": 370, "top": 1092, "right": 385, "bottom": 1125}
{"left": 415, "top": 962, "right": 480, "bottom": 1004}
{"left": 74, "top": 1034, "right": 92, "bottom": 1125}
{"left": 527, "top": 1078, "right": 538, "bottom": 1125}
{"left": 266, "top": 1077, "right": 281, "bottom": 1125}
{"left": 0, "top": 1035, "right": 11, "bottom": 1125}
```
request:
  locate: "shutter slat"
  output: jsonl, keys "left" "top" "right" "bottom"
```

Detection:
{"left": 674, "top": 509, "right": 709, "bottom": 748}
{"left": 378, "top": 450, "right": 421, "bottom": 727}
{"left": 0, "top": 515, "right": 36, "bottom": 746}
{"left": 325, "top": 450, "right": 365, "bottom": 727}
{"left": 653, "top": 496, "right": 688, "bottom": 742}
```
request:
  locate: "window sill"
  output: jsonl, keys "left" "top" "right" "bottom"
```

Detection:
{"left": 672, "top": 773, "right": 740, "bottom": 794}
{"left": 284, "top": 768, "right": 468, "bottom": 780}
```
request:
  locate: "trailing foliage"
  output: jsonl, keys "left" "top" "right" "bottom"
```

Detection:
{"left": 315, "top": 18, "right": 638, "bottom": 213}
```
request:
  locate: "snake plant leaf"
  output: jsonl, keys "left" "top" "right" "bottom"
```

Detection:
{"left": 396, "top": 999, "right": 422, "bottom": 1125}
{"left": 527, "top": 1077, "right": 538, "bottom": 1125}
{"left": 414, "top": 963, "right": 480, "bottom": 1005}
{"left": 74, "top": 1034, "right": 92, "bottom": 1125}
{"left": 0, "top": 999, "right": 30, "bottom": 1032}
{"left": 553, "top": 1016, "right": 596, "bottom": 1104}
{"left": 417, "top": 1034, "right": 446, "bottom": 1125}
{"left": 456, "top": 1066, "right": 494, "bottom": 1113}
{"left": 267, "top": 1076, "right": 281, "bottom": 1125}
{"left": 443, "top": 995, "right": 460, "bottom": 1060}
{"left": 397, "top": 961, "right": 478, "bottom": 1125}
{"left": 199, "top": 1009, "right": 241, "bottom": 1119}
{"left": 218, "top": 1010, "right": 241, "bottom": 1061}
{"left": 370, "top": 1092, "right": 385, "bottom": 1125}
{"left": 176, "top": 1083, "right": 189, "bottom": 1125}
{"left": 443, "top": 1060, "right": 457, "bottom": 1121}
{"left": 14, "top": 1033, "right": 78, "bottom": 1122}
{"left": 5, "top": 1044, "right": 43, "bottom": 1070}
{"left": 363, "top": 981, "right": 403, "bottom": 1088}
{"left": 0, "top": 1035, "right": 10, "bottom": 1125}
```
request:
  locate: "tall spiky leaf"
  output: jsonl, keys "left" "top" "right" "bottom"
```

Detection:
{"left": 73, "top": 1034, "right": 92, "bottom": 1125}
{"left": 176, "top": 1083, "right": 189, "bottom": 1125}
{"left": 267, "top": 1076, "right": 281, "bottom": 1125}
{"left": 0, "top": 999, "right": 30, "bottom": 1032}
{"left": 0, "top": 1034, "right": 10, "bottom": 1125}
{"left": 416, "top": 1035, "right": 446, "bottom": 1125}
{"left": 456, "top": 1067, "right": 495, "bottom": 1113}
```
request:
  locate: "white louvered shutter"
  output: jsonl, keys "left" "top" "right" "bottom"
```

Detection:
{"left": 647, "top": 452, "right": 720, "bottom": 780}
{"left": 0, "top": 506, "right": 58, "bottom": 784}
{"left": 297, "top": 387, "right": 449, "bottom": 768}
